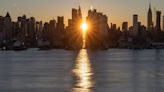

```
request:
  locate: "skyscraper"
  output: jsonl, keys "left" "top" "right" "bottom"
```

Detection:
{"left": 147, "top": 3, "right": 153, "bottom": 30}
{"left": 56, "top": 16, "right": 65, "bottom": 36}
{"left": 133, "top": 14, "right": 138, "bottom": 36}
{"left": 163, "top": 16, "right": 164, "bottom": 31}
{"left": 78, "top": 6, "right": 82, "bottom": 19}
{"left": 17, "top": 15, "right": 28, "bottom": 41}
{"left": 72, "top": 8, "right": 78, "bottom": 21}
{"left": 86, "top": 9, "right": 109, "bottom": 49}
{"left": 4, "top": 12, "right": 12, "bottom": 41}
{"left": 156, "top": 11, "right": 161, "bottom": 31}
{"left": 54, "top": 16, "right": 65, "bottom": 47}
{"left": 0, "top": 16, "right": 4, "bottom": 44}
{"left": 66, "top": 6, "right": 83, "bottom": 49}
{"left": 28, "top": 17, "right": 36, "bottom": 46}
{"left": 122, "top": 22, "right": 128, "bottom": 31}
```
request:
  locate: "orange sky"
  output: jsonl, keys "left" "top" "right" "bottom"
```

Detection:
{"left": 0, "top": 0, "right": 164, "bottom": 28}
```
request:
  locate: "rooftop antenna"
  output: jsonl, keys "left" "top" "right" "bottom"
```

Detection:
{"left": 149, "top": 0, "right": 151, "bottom": 9}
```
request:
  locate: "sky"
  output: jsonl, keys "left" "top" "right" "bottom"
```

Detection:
{"left": 0, "top": 0, "right": 164, "bottom": 27}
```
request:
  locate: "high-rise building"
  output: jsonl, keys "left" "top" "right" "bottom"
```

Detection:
{"left": 68, "top": 19, "right": 73, "bottom": 27}
{"left": 147, "top": 3, "right": 153, "bottom": 30}
{"left": 57, "top": 16, "right": 64, "bottom": 25}
{"left": 78, "top": 6, "right": 82, "bottom": 19}
{"left": 35, "top": 21, "right": 43, "bottom": 40}
{"left": 17, "top": 15, "right": 28, "bottom": 41}
{"left": 42, "top": 22, "right": 49, "bottom": 40}
{"left": 163, "top": 16, "right": 164, "bottom": 31}
{"left": 53, "top": 17, "right": 65, "bottom": 48}
{"left": 28, "top": 17, "right": 36, "bottom": 43}
{"left": 66, "top": 6, "right": 83, "bottom": 49}
{"left": 111, "top": 23, "right": 117, "bottom": 30}
{"left": 0, "top": 16, "right": 4, "bottom": 44}
{"left": 72, "top": 6, "right": 82, "bottom": 25}
{"left": 3, "top": 12, "right": 13, "bottom": 41}
{"left": 56, "top": 16, "right": 65, "bottom": 35}
{"left": 133, "top": 14, "right": 138, "bottom": 36}
{"left": 86, "top": 9, "right": 109, "bottom": 49}
{"left": 72, "top": 9, "right": 78, "bottom": 21}
{"left": 49, "top": 19, "right": 56, "bottom": 44}
{"left": 56, "top": 16, "right": 65, "bottom": 33}
{"left": 156, "top": 11, "right": 161, "bottom": 31}
{"left": 122, "top": 22, "right": 128, "bottom": 31}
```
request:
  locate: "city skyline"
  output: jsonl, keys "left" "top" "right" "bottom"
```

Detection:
{"left": 1, "top": 0, "right": 164, "bottom": 27}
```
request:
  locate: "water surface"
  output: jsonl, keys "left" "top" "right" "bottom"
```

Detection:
{"left": 0, "top": 49, "right": 164, "bottom": 92}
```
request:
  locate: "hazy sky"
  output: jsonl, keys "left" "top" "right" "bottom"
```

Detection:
{"left": 0, "top": 0, "right": 164, "bottom": 27}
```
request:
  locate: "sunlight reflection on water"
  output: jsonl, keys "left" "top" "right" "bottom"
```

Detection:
{"left": 72, "top": 49, "right": 94, "bottom": 92}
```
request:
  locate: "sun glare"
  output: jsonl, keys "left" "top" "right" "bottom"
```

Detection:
{"left": 80, "top": 22, "right": 88, "bottom": 48}
{"left": 81, "top": 22, "right": 88, "bottom": 32}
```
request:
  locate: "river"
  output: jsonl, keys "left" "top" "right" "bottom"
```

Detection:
{"left": 0, "top": 49, "right": 164, "bottom": 92}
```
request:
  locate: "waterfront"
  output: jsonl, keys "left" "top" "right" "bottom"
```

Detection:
{"left": 0, "top": 49, "right": 164, "bottom": 92}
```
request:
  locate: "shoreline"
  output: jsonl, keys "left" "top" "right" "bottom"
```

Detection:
{"left": 1, "top": 47, "right": 164, "bottom": 51}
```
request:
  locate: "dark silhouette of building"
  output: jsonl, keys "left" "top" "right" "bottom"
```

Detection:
{"left": 108, "top": 22, "right": 121, "bottom": 48}
{"left": 1, "top": 6, "right": 164, "bottom": 50}
{"left": 86, "top": 9, "right": 109, "bottom": 49}
{"left": 131, "top": 14, "right": 138, "bottom": 36}
{"left": 66, "top": 6, "right": 83, "bottom": 50}
{"left": 48, "top": 19, "right": 56, "bottom": 46}
{"left": 0, "top": 16, "right": 4, "bottom": 47}
{"left": 111, "top": 23, "right": 117, "bottom": 30}
{"left": 27, "top": 17, "right": 37, "bottom": 47}
{"left": 37, "top": 16, "right": 66, "bottom": 49}
{"left": 122, "top": 22, "right": 128, "bottom": 31}
{"left": 55, "top": 16, "right": 65, "bottom": 48}
{"left": 156, "top": 11, "right": 161, "bottom": 31}
{"left": 163, "top": 16, "right": 164, "bottom": 31}
{"left": 4, "top": 12, "right": 12, "bottom": 42}
{"left": 36, "top": 21, "right": 43, "bottom": 41}
{"left": 17, "top": 15, "right": 28, "bottom": 42}
{"left": 147, "top": 3, "right": 153, "bottom": 30}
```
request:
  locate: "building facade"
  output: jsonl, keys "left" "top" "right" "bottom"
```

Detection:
{"left": 156, "top": 11, "right": 161, "bottom": 32}
{"left": 147, "top": 4, "right": 153, "bottom": 30}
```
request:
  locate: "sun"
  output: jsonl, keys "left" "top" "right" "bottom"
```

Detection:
{"left": 81, "top": 22, "right": 88, "bottom": 32}
{"left": 80, "top": 22, "right": 88, "bottom": 48}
